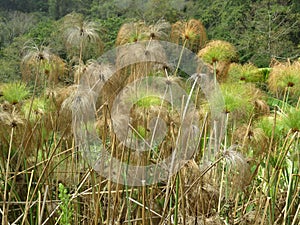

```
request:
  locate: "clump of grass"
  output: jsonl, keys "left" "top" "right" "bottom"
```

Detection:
{"left": 21, "top": 97, "right": 52, "bottom": 121}
{"left": 222, "top": 149, "right": 251, "bottom": 198}
{"left": 0, "top": 110, "right": 24, "bottom": 128}
{"left": 282, "top": 107, "right": 300, "bottom": 133}
{"left": 227, "top": 63, "right": 265, "bottom": 83}
{"left": 180, "top": 160, "right": 219, "bottom": 216}
{"left": 252, "top": 107, "right": 299, "bottom": 146}
{"left": 1, "top": 82, "right": 30, "bottom": 105}
{"left": 198, "top": 40, "right": 238, "bottom": 82}
{"left": 116, "top": 21, "right": 148, "bottom": 45}
{"left": 254, "top": 115, "right": 284, "bottom": 141}
{"left": 198, "top": 40, "right": 238, "bottom": 64}
{"left": 268, "top": 60, "right": 300, "bottom": 102}
{"left": 116, "top": 20, "right": 170, "bottom": 46}
{"left": 136, "top": 96, "right": 163, "bottom": 108}
{"left": 232, "top": 123, "right": 269, "bottom": 156}
{"left": 220, "top": 82, "right": 267, "bottom": 123}
{"left": 170, "top": 18, "right": 207, "bottom": 52}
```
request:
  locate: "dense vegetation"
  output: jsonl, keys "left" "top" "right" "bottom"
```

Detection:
{"left": 0, "top": 0, "right": 299, "bottom": 224}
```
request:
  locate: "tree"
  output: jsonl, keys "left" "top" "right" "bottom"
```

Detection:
{"left": 240, "top": 0, "right": 300, "bottom": 66}
{"left": 0, "top": 0, "right": 48, "bottom": 12}
{"left": 0, "top": 11, "right": 37, "bottom": 47}
{"left": 48, "top": 0, "right": 94, "bottom": 19}
{"left": 186, "top": 0, "right": 300, "bottom": 67}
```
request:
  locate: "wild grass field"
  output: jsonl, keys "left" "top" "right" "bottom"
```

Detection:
{"left": 0, "top": 15, "right": 299, "bottom": 225}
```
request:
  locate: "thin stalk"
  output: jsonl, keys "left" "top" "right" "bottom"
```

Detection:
{"left": 260, "top": 197, "right": 271, "bottom": 225}
{"left": 218, "top": 160, "right": 226, "bottom": 213}
{"left": 38, "top": 185, "right": 48, "bottom": 225}
{"left": 124, "top": 177, "right": 132, "bottom": 225}
{"left": 37, "top": 191, "right": 41, "bottom": 225}
{"left": 213, "top": 61, "right": 217, "bottom": 86}
{"left": 128, "top": 197, "right": 163, "bottom": 219}
{"left": 142, "top": 181, "right": 146, "bottom": 225}
{"left": 224, "top": 113, "right": 229, "bottom": 151}
{"left": 2, "top": 126, "right": 15, "bottom": 225}
{"left": 291, "top": 202, "right": 300, "bottom": 225}
{"left": 179, "top": 172, "right": 186, "bottom": 225}
{"left": 174, "top": 173, "right": 180, "bottom": 225}
{"left": 21, "top": 170, "right": 34, "bottom": 225}
{"left": 174, "top": 39, "right": 187, "bottom": 77}
{"left": 282, "top": 87, "right": 290, "bottom": 111}
{"left": 283, "top": 171, "right": 294, "bottom": 224}
{"left": 106, "top": 177, "right": 112, "bottom": 224}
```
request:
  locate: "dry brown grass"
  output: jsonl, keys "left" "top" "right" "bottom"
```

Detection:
{"left": 171, "top": 19, "right": 207, "bottom": 53}
{"left": 268, "top": 60, "right": 300, "bottom": 100}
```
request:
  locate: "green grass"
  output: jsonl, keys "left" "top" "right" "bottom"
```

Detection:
{"left": 1, "top": 82, "right": 30, "bottom": 104}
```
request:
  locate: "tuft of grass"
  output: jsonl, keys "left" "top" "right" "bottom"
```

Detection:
{"left": 136, "top": 96, "right": 163, "bottom": 108}
{"left": 21, "top": 97, "right": 52, "bottom": 121}
{"left": 198, "top": 40, "right": 238, "bottom": 82}
{"left": 1, "top": 82, "right": 30, "bottom": 104}
{"left": 198, "top": 40, "right": 238, "bottom": 64}
{"left": 227, "top": 63, "right": 265, "bottom": 83}
{"left": 170, "top": 19, "right": 207, "bottom": 52}
{"left": 116, "top": 21, "right": 148, "bottom": 45}
{"left": 220, "top": 82, "right": 266, "bottom": 123}
{"left": 282, "top": 107, "right": 300, "bottom": 133}
{"left": 268, "top": 61, "right": 300, "bottom": 101}
{"left": 254, "top": 115, "right": 284, "bottom": 140}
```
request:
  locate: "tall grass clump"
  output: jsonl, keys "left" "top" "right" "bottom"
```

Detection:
{"left": 1, "top": 82, "right": 30, "bottom": 105}
{"left": 198, "top": 40, "right": 238, "bottom": 82}
{"left": 170, "top": 19, "right": 207, "bottom": 53}
{"left": 220, "top": 82, "right": 269, "bottom": 124}
{"left": 227, "top": 63, "right": 265, "bottom": 83}
{"left": 268, "top": 60, "right": 300, "bottom": 104}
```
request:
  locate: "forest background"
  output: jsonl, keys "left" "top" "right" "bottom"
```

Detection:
{"left": 0, "top": 0, "right": 300, "bottom": 83}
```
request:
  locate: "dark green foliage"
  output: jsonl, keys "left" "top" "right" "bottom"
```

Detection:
{"left": 0, "top": 11, "right": 38, "bottom": 47}
{"left": 185, "top": 0, "right": 300, "bottom": 67}
{"left": 25, "top": 18, "right": 56, "bottom": 45}
{"left": 96, "top": 17, "right": 128, "bottom": 50}
{"left": 0, "top": 36, "right": 26, "bottom": 82}
{"left": 0, "top": 0, "right": 48, "bottom": 13}
{"left": 0, "top": 0, "right": 299, "bottom": 81}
